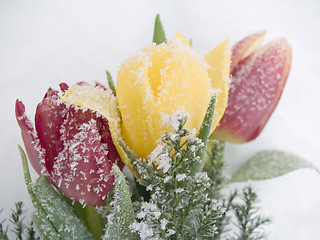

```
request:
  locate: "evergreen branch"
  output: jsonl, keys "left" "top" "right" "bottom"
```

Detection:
{"left": 231, "top": 186, "right": 271, "bottom": 240}
{"left": 0, "top": 209, "right": 9, "bottom": 240}
{"left": 204, "top": 139, "right": 226, "bottom": 198}
{"left": 26, "top": 222, "right": 40, "bottom": 240}
{"left": 9, "top": 201, "right": 25, "bottom": 240}
{"left": 0, "top": 203, "right": 40, "bottom": 240}
{"left": 104, "top": 165, "right": 138, "bottom": 240}
{"left": 128, "top": 112, "right": 228, "bottom": 240}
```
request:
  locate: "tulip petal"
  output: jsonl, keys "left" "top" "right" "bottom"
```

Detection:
{"left": 51, "top": 105, "right": 114, "bottom": 206}
{"left": 15, "top": 100, "right": 46, "bottom": 175}
{"left": 59, "top": 82, "right": 69, "bottom": 92}
{"left": 61, "top": 85, "right": 129, "bottom": 172}
{"left": 35, "top": 88, "right": 65, "bottom": 173}
{"left": 117, "top": 51, "right": 159, "bottom": 160}
{"left": 213, "top": 39, "right": 292, "bottom": 143}
{"left": 172, "top": 30, "right": 190, "bottom": 46}
{"left": 230, "top": 31, "right": 266, "bottom": 73}
{"left": 205, "top": 40, "right": 231, "bottom": 134}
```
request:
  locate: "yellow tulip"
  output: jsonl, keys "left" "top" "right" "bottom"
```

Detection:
{"left": 117, "top": 32, "right": 230, "bottom": 160}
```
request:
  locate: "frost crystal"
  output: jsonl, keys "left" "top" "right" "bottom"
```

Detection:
{"left": 161, "top": 109, "right": 189, "bottom": 132}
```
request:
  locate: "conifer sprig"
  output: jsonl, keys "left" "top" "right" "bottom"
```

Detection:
{"left": 10, "top": 201, "right": 25, "bottom": 240}
{"left": 230, "top": 186, "right": 271, "bottom": 240}
{"left": 0, "top": 209, "right": 9, "bottom": 240}
{"left": 0, "top": 202, "right": 39, "bottom": 240}
{"left": 125, "top": 112, "right": 225, "bottom": 240}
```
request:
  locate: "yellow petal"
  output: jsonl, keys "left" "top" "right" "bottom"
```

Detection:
{"left": 171, "top": 30, "right": 190, "bottom": 46}
{"left": 117, "top": 50, "right": 160, "bottom": 160}
{"left": 205, "top": 40, "right": 231, "bottom": 134}
{"left": 61, "top": 85, "right": 136, "bottom": 175}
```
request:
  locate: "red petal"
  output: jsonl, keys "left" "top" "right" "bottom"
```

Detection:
{"left": 15, "top": 99, "right": 46, "bottom": 175}
{"left": 59, "top": 83, "right": 69, "bottom": 92}
{"left": 231, "top": 31, "right": 266, "bottom": 73}
{"left": 98, "top": 117, "right": 123, "bottom": 169}
{"left": 94, "top": 81, "right": 108, "bottom": 91}
{"left": 50, "top": 105, "right": 114, "bottom": 206}
{"left": 214, "top": 39, "right": 292, "bottom": 143}
{"left": 77, "top": 81, "right": 90, "bottom": 86}
{"left": 35, "top": 88, "right": 66, "bottom": 173}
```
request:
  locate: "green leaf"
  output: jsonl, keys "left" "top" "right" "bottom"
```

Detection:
{"left": 152, "top": 14, "right": 167, "bottom": 45}
{"left": 18, "top": 145, "right": 32, "bottom": 186}
{"left": 85, "top": 205, "right": 104, "bottom": 240}
{"left": 19, "top": 145, "right": 61, "bottom": 239}
{"left": 118, "top": 139, "right": 140, "bottom": 164}
{"left": 31, "top": 213, "right": 53, "bottom": 240}
{"left": 189, "top": 38, "right": 193, "bottom": 47}
{"left": 103, "top": 165, "right": 138, "bottom": 240}
{"left": 30, "top": 177, "right": 95, "bottom": 240}
{"left": 18, "top": 146, "right": 94, "bottom": 240}
{"left": 192, "top": 94, "right": 216, "bottom": 174}
{"left": 230, "top": 150, "right": 319, "bottom": 183}
{"left": 105, "top": 70, "right": 116, "bottom": 96}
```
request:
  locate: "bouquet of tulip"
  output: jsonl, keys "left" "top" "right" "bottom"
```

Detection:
{"left": 3, "top": 14, "right": 315, "bottom": 240}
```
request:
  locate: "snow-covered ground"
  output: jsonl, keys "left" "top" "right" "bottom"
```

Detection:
{"left": 1, "top": 0, "right": 320, "bottom": 239}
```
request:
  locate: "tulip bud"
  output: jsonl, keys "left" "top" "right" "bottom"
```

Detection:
{"left": 213, "top": 33, "right": 292, "bottom": 143}
{"left": 116, "top": 32, "right": 230, "bottom": 159}
{"left": 16, "top": 84, "right": 121, "bottom": 206}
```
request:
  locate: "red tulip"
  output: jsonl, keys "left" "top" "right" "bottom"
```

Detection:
{"left": 213, "top": 32, "right": 292, "bottom": 143}
{"left": 15, "top": 83, "right": 121, "bottom": 206}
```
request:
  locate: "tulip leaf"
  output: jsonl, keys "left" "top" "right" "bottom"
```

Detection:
{"left": 30, "top": 177, "right": 95, "bottom": 240}
{"left": 118, "top": 139, "right": 140, "bottom": 164}
{"left": 19, "top": 145, "right": 61, "bottom": 239}
{"left": 153, "top": 14, "right": 167, "bottom": 45}
{"left": 31, "top": 212, "right": 56, "bottom": 240}
{"left": 105, "top": 70, "right": 116, "bottom": 96}
{"left": 230, "top": 150, "right": 319, "bottom": 183}
{"left": 193, "top": 94, "right": 216, "bottom": 174}
{"left": 18, "top": 145, "right": 94, "bottom": 240}
{"left": 103, "top": 165, "right": 138, "bottom": 240}
{"left": 85, "top": 206, "right": 104, "bottom": 240}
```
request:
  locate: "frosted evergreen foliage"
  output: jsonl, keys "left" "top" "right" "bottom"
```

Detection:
{"left": 115, "top": 112, "right": 270, "bottom": 239}
{"left": 124, "top": 114, "right": 225, "bottom": 239}
{"left": 230, "top": 186, "right": 271, "bottom": 240}
{"left": 0, "top": 202, "right": 40, "bottom": 240}
{"left": 104, "top": 165, "right": 138, "bottom": 240}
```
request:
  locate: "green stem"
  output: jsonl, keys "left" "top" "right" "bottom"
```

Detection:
{"left": 85, "top": 206, "right": 103, "bottom": 240}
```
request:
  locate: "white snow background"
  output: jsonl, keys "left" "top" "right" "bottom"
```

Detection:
{"left": 1, "top": 0, "right": 320, "bottom": 239}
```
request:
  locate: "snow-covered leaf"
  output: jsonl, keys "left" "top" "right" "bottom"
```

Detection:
{"left": 193, "top": 94, "right": 216, "bottom": 175}
{"left": 20, "top": 145, "right": 94, "bottom": 240}
{"left": 104, "top": 165, "right": 138, "bottom": 240}
{"left": 30, "top": 177, "right": 95, "bottom": 240}
{"left": 31, "top": 212, "right": 59, "bottom": 240}
{"left": 230, "top": 150, "right": 319, "bottom": 182}
{"left": 19, "top": 145, "right": 61, "bottom": 239}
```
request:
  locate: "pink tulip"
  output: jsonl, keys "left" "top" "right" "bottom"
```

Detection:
{"left": 213, "top": 32, "right": 292, "bottom": 143}
{"left": 16, "top": 83, "right": 121, "bottom": 206}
